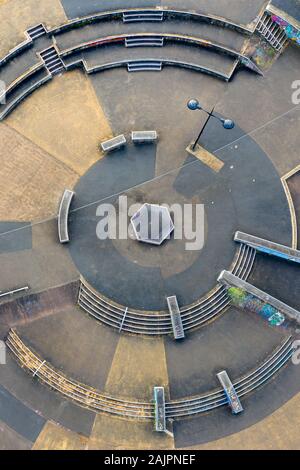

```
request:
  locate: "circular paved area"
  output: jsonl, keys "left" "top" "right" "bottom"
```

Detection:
{"left": 68, "top": 119, "right": 292, "bottom": 310}
{"left": 0, "top": 0, "right": 299, "bottom": 451}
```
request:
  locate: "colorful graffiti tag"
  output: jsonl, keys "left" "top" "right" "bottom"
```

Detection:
{"left": 228, "top": 287, "right": 286, "bottom": 326}
{"left": 271, "top": 15, "right": 300, "bottom": 45}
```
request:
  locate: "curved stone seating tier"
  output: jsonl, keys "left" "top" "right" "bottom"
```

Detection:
{"left": 0, "top": 63, "right": 44, "bottom": 103}
{"left": 6, "top": 329, "right": 294, "bottom": 420}
{"left": 165, "top": 336, "right": 293, "bottom": 417}
{"left": 0, "top": 23, "right": 47, "bottom": 68}
{"left": 0, "top": 9, "right": 263, "bottom": 121}
{"left": 61, "top": 33, "right": 247, "bottom": 61}
{"left": 0, "top": 69, "right": 51, "bottom": 121}
{"left": 48, "top": 8, "right": 254, "bottom": 37}
{"left": 0, "top": 42, "right": 258, "bottom": 120}
{"left": 54, "top": 14, "right": 247, "bottom": 55}
{"left": 59, "top": 32, "right": 261, "bottom": 76}
{"left": 66, "top": 57, "right": 234, "bottom": 81}
{"left": 0, "top": 48, "right": 256, "bottom": 121}
{"left": 0, "top": 31, "right": 260, "bottom": 114}
{"left": 0, "top": 37, "right": 34, "bottom": 69}
{"left": 77, "top": 246, "right": 256, "bottom": 335}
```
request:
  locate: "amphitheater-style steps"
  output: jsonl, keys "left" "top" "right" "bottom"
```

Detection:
{"left": 77, "top": 245, "right": 256, "bottom": 336}
{"left": 165, "top": 336, "right": 294, "bottom": 417}
{"left": 27, "top": 24, "right": 47, "bottom": 41}
{"left": 6, "top": 329, "right": 294, "bottom": 420}
{"left": 66, "top": 42, "right": 238, "bottom": 79}
{"left": 123, "top": 10, "right": 164, "bottom": 23}
{"left": 0, "top": 9, "right": 254, "bottom": 98}
{"left": 40, "top": 46, "right": 65, "bottom": 75}
{"left": 125, "top": 36, "right": 164, "bottom": 47}
{"left": 55, "top": 18, "right": 247, "bottom": 54}
{"left": 127, "top": 60, "right": 162, "bottom": 72}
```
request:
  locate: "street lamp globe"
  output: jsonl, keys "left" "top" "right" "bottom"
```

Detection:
{"left": 187, "top": 99, "right": 201, "bottom": 111}
{"left": 222, "top": 119, "right": 235, "bottom": 130}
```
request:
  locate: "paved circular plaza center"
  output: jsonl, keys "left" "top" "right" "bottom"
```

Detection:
{"left": 130, "top": 203, "right": 175, "bottom": 246}
{"left": 68, "top": 121, "right": 292, "bottom": 311}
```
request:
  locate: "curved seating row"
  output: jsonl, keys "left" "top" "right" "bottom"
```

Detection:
{"left": 0, "top": 41, "right": 32, "bottom": 70}
{"left": 0, "top": 69, "right": 51, "bottom": 121}
{"left": 0, "top": 42, "right": 257, "bottom": 120}
{"left": 65, "top": 57, "right": 235, "bottom": 82}
{"left": 0, "top": 51, "right": 255, "bottom": 120}
{"left": 47, "top": 8, "right": 255, "bottom": 37}
{"left": 60, "top": 32, "right": 255, "bottom": 66}
{"left": 0, "top": 8, "right": 253, "bottom": 72}
{"left": 6, "top": 329, "right": 153, "bottom": 419}
{"left": 6, "top": 329, "right": 294, "bottom": 420}
{"left": 54, "top": 13, "right": 247, "bottom": 55}
{"left": 77, "top": 245, "right": 256, "bottom": 335}
{"left": 0, "top": 5, "right": 264, "bottom": 120}
{"left": 0, "top": 63, "right": 44, "bottom": 103}
{"left": 59, "top": 32, "right": 262, "bottom": 77}
{"left": 165, "top": 335, "right": 293, "bottom": 417}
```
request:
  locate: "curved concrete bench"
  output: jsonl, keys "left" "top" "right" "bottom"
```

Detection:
{"left": 0, "top": 39, "right": 33, "bottom": 70}
{"left": 60, "top": 32, "right": 261, "bottom": 76}
{"left": 0, "top": 53, "right": 234, "bottom": 121}
{"left": 0, "top": 63, "right": 44, "bottom": 103}
{"left": 0, "top": 24, "right": 47, "bottom": 69}
{"left": 65, "top": 57, "right": 234, "bottom": 81}
{"left": 0, "top": 71, "right": 51, "bottom": 121}
{"left": 6, "top": 329, "right": 294, "bottom": 420}
{"left": 57, "top": 189, "right": 75, "bottom": 244}
{"left": 0, "top": 33, "right": 260, "bottom": 121}
{"left": 49, "top": 8, "right": 254, "bottom": 37}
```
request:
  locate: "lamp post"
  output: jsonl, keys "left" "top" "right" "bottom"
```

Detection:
{"left": 187, "top": 99, "right": 235, "bottom": 151}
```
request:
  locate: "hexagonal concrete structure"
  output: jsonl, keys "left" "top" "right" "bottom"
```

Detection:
{"left": 131, "top": 203, "right": 174, "bottom": 246}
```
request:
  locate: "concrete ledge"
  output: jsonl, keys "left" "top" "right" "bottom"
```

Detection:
{"left": 0, "top": 9, "right": 254, "bottom": 76}
{"left": 0, "top": 73, "right": 52, "bottom": 121}
{"left": 234, "top": 231, "right": 300, "bottom": 263}
{"left": 65, "top": 58, "right": 231, "bottom": 82}
{"left": 60, "top": 32, "right": 260, "bottom": 76}
{"left": 0, "top": 63, "right": 44, "bottom": 103}
{"left": 49, "top": 8, "right": 253, "bottom": 37}
{"left": 186, "top": 143, "right": 224, "bottom": 172}
{"left": 218, "top": 270, "right": 300, "bottom": 323}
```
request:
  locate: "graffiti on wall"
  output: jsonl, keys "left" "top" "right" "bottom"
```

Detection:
{"left": 271, "top": 15, "right": 300, "bottom": 45}
{"left": 227, "top": 287, "right": 286, "bottom": 326}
